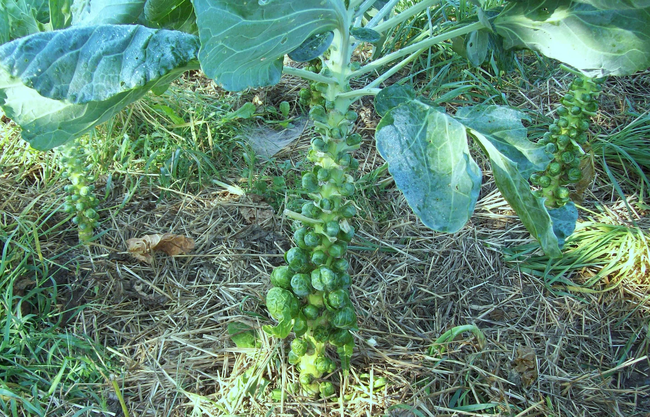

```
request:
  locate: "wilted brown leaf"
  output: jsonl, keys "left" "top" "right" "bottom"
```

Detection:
{"left": 513, "top": 345, "right": 538, "bottom": 387}
{"left": 126, "top": 233, "right": 195, "bottom": 264}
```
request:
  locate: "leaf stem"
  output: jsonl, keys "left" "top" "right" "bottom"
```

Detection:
{"left": 365, "top": 0, "right": 401, "bottom": 28}
{"left": 283, "top": 66, "right": 336, "bottom": 84}
{"left": 366, "top": 48, "right": 425, "bottom": 89}
{"left": 337, "top": 87, "right": 381, "bottom": 100}
{"left": 350, "top": 21, "right": 485, "bottom": 79}
{"left": 559, "top": 64, "right": 585, "bottom": 78}
{"left": 372, "top": 0, "right": 442, "bottom": 33}
{"left": 284, "top": 209, "right": 324, "bottom": 224}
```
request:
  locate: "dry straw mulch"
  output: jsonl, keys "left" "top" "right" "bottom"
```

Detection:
{"left": 3, "top": 71, "right": 650, "bottom": 417}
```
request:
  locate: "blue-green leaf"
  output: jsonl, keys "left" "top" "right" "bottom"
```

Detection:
{"left": 191, "top": 0, "right": 343, "bottom": 91}
{"left": 0, "top": 25, "right": 199, "bottom": 104}
{"left": 466, "top": 29, "right": 489, "bottom": 67}
{"left": 141, "top": 0, "right": 197, "bottom": 33}
{"left": 548, "top": 201, "right": 578, "bottom": 247}
{"left": 351, "top": 27, "right": 381, "bottom": 43}
{"left": 495, "top": 1, "right": 650, "bottom": 77}
{"left": 374, "top": 84, "right": 416, "bottom": 117}
{"left": 0, "top": 25, "right": 199, "bottom": 149}
{"left": 375, "top": 100, "right": 482, "bottom": 233}
{"left": 455, "top": 105, "right": 550, "bottom": 178}
{"left": 470, "top": 128, "right": 561, "bottom": 257}
{"left": 71, "top": 0, "right": 145, "bottom": 25}
{"left": 288, "top": 31, "right": 333, "bottom": 62}
{"left": 0, "top": 0, "right": 44, "bottom": 44}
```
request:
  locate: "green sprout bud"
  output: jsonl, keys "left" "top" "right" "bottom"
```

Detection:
{"left": 346, "top": 133, "right": 362, "bottom": 146}
{"left": 556, "top": 187, "right": 570, "bottom": 199}
{"left": 288, "top": 351, "right": 301, "bottom": 365}
{"left": 302, "top": 202, "right": 321, "bottom": 218}
{"left": 325, "top": 221, "right": 340, "bottom": 237}
{"left": 291, "top": 338, "right": 309, "bottom": 357}
{"left": 311, "top": 138, "right": 326, "bottom": 152}
{"left": 340, "top": 273, "right": 351, "bottom": 289}
{"left": 63, "top": 204, "right": 75, "bottom": 213}
{"left": 270, "top": 266, "right": 293, "bottom": 289}
{"left": 315, "top": 356, "right": 334, "bottom": 374}
{"left": 332, "top": 258, "right": 349, "bottom": 274}
{"left": 299, "top": 373, "right": 315, "bottom": 386}
{"left": 570, "top": 106, "right": 582, "bottom": 116}
{"left": 71, "top": 216, "right": 80, "bottom": 225}
{"left": 309, "top": 105, "right": 327, "bottom": 123}
{"left": 581, "top": 93, "right": 592, "bottom": 102}
{"left": 529, "top": 173, "right": 541, "bottom": 186}
{"left": 302, "top": 173, "right": 320, "bottom": 192}
{"left": 317, "top": 168, "right": 330, "bottom": 182}
{"left": 332, "top": 306, "right": 357, "bottom": 330}
{"left": 328, "top": 242, "right": 347, "bottom": 258}
{"left": 538, "top": 175, "right": 552, "bottom": 188}
{"left": 320, "top": 381, "right": 336, "bottom": 397}
{"left": 545, "top": 143, "right": 558, "bottom": 154}
{"left": 576, "top": 133, "right": 588, "bottom": 145}
{"left": 338, "top": 153, "right": 352, "bottom": 167}
{"left": 578, "top": 120, "right": 590, "bottom": 132}
{"left": 330, "top": 127, "right": 342, "bottom": 139}
{"left": 311, "top": 268, "right": 326, "bottom": 291}
{"left": 548, "top": 162, "right": 562, "bottom": 176}
{"left": 349, "top": 157, "right": 360, "bottom": 170}
{"left": 321, "top": 268, "right": 341, "bottom": 291}
{"left": 549, "top": 124, "right": 561, "bottom": 135}
{"left": 561, "top": 151, "right": 575, "bottom": 164}
{"left": 339, "top": 203, "right": 356, "bottom": 218}
{"left": 329, "top": 328, "right": 353, "bottom": 347}
{"left": 311, "top": 250, "right": 327, "bottom": 265}
{"left": 75, "top": 202, "right": 86, "bottom": 211}
{"left": 556, "top": 106, "right": 569, "bottom": 116}
{"left": 567, "top": 168, "right": 582, "bottom": 182}
{"left": 299, "top": 89, "right": 312, "bottom": 100}
{"left": 291, "top": 273, "right": 312, "bottom": 297}
{"left": 294, "top": 315, "right": 308, "bottom": 337}
{"left": 557, "top": 135, "right": 570, "bottom": 147}
{"left": 84, "top": 209, "right": 98, "bottom": 220}
{"left": 557, "top": 117, "right": 569, "bottom": 128}
{"left": 285, "top": 247, "right": 309, "bottom": 272}
{"left": 337, "top": 226, "right": 355, "bottom": 242}
{"left": 340, "top": 182, "right": 355, "bottom": 197}
{"left": 325, "top": 100, "right": 335, "bottom": 111}
{"left": 319, "top": 198, "right": 332, "bottom": 211}
{"left": 303, "top": 304, "right": 320, "bottom": 320}
{"left": 327, "top": 289, "right": 349, "bottom": 310}
{"left": 304, "top": 232, "right": 322, "bottom": 247}
{"left": 294, "top": 227, "right": 308, "bottom": 249}
{"left": 313, "top": 326, "right": 331, "bottom": 343}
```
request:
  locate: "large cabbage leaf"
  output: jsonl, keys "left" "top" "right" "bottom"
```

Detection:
{"left": 191, "top": 0, "right": 344, "bottom": 91}
{"left": 375, "top": 96, "right": 482, "bottom": 233}
{"left": 495, "top": 0, "right": 650, "bottom": 77}
{"left": 0, "top": 25, "right": 199, "bottom": 149}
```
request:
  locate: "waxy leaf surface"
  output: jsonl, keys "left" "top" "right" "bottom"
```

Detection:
{"left": 455, "top": 105, "right": 550, "bottom": 178}
{"left": 191, "top": 0, "right": 343, "bottom": 90}
{"left": 374, "top": 83, "right": 415, "bottom": 117}
{"left": 376, "top": 100, "right": 482, "bottom": 233}
{"left": 495, "top": 0, "right": 650, "bottom": 77}
{"left": 470, "top": 128, "right": 561, "bottom": 257}
{"left": 71, "top": 0, "right": 145, "bottom": 25}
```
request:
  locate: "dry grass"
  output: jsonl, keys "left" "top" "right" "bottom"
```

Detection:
{"left": 3, "top": 71, "right": 650, "bottom": 417}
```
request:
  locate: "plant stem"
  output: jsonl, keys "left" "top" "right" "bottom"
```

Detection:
{"left": 283, "top": 67, "right": 336, "bottom": 85}
{"left": 337, "top": 87, "right": 381, "bottom": 100}
{"left": 350, "top": 21, "right": 485, "bottom": 79}
{"left": 284, "top": 209, "right": 324, "bottom": 224}
{"left": 366, "top": 48, "right": 425, "bottom": 89}
{"left": 372, "top": 0, "right": 442, "bottom": 33}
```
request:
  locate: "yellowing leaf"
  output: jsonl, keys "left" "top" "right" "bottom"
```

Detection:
{"left": 126, "top": 233, "right": 195, "bottom": 263}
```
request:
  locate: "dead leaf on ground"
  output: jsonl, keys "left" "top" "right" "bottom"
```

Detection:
{"left": 126, "top": 233, "right": 195, "bottom": 264}
{"left": 513, "top": 345, "right": 538, "bottom": 388}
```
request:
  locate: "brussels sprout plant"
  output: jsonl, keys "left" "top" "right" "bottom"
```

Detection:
{"left": 2, "top": 0, "right": 650, "bottom": 398}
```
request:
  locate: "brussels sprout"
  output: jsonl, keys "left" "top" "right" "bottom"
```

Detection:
{"left": 328, "top": 242, "right": 347, "bottom": 258}
{"left": 315, "top": 356, "right": 334, "bottom": 374}
{"left": 293, "top": 314, "right": 308, "bottom": 337}
{"left": 302, "top": 202, "right": 321, "bottom": 218}
{"left": 549, "top": 124, "right": 561, "bottom": 135}
{"left": 311, "top": 268, "right": 326, "bottom": 291}
{"left": 576, "top": 133, "right": 588, "bottom": 145}
{"left": 557, "top": 135, "right": 570, "bottom": 148}
{"left": 338, "top": 153, "right": 352, "bottom": 166}
{"left": 317, "top": 168, "right": 331, "bottom": 181}
{"left": 567, "top": 168, "right": 582, "bottom": 182}
{"left": 332, "top": 258, "right": 349, "bottom": 274}
{"left": 561, "top": 151, "right": 575, "bottom": 164}
{"left": 304, "top": 232, "right": 322, "bottom": 247}
{"left": 266, "top": 287, "right": 300, "bottom": 321}
{"left": 299, "top": 373, "right": 315, "bottom": 386}
{"left": 556, "top": 106, "right": 569, "bottom": 116}
{"left": 339, "top": 203, "right": 356, "bottom": 218}
{"left": 302, "top": 173, "right": 320, "bottom": 192}
{"left": 311, "top": 250, "right": 327, "bottom": 265}
{"left": 345, "top": 111, "right": 358, "bottom": 122}
{"left": 291, "top": 273, "right": 312, "bottom": 297}
{"left": 321, "top": 268, "right": 341, "bottom": 291}
{"left": 291, "top": 338, "right": 309, "bottom": 357}
{"left": 325, "top": 221, "right": 340, "bottom": 237}
{"left": 313, "top": 326, "right": 331, "bottom": 342}
{"left": 538, "top": 175, "right": 552, "bottom": 188}
{"left": 340, "top": 182, "right": 355, "bottom": 197}
{"left": 271, "top": 266, "right": 293, "bottom": 289}
{"left": 346, "top": 133, "right": 362, "bottom": 146}
{"left": 529, "top": 173, "right": 541, "bottom": 185}
{"left": 320, "top": 381, "right": 336, "bottom": 397}
{"left": 299, "top": 89, "right": 312, "bottom": 101}
{"left": 327, "top": 289, "right": 350, "bottom": 309}
{"left": 63, "top": 204, "right": 75, "bottom": 213}
{"left": 319, "top": 198, "right": 332, "bottom": 211}
{"left": 84, "top": 209, "right": 98, "bottom": 220}
{"left": 556, "top": 187, "right": 570, "bottom": 199}
{"left": 548, "top": 162, "right": 562, "bottom": 176}
{"left": 578, "top": 120, "right": 590, "bottom": 132}
{"left": 294, "top": 227, "right": 309, "bottom": 249}
{"left": 349, "top": 157, "right": 360, "bottom": 171}
{"left": 288, "top": 350, "right": 301, "bottom": 365}
{"left": 570, "top": 105, "right": 582, "bottom": 116}
{"left": 286, "top": 247, "right": 309, "bottom": 272}
{"left": 337, "top": 226, "right": 355, "bottom": 242}
{"left": 329, "top": 328, "right": 353, "bottom": 347}
{"left": 545, "top": 143, "right": 558, "bottom": 154}
{"left": 339, "top": 273, "right": 351, "bottom": 289}
{"left": 332, "top": 306, "right": 357, "bottom": 330}
{"left": 557, "top": 117, "right": 569, "bottom": 128}
{"left": 309, "top": 105, "right": 327, "bottom": 123}
{"left": 303, "top": 304, "right": 320, "bottom": 320}
{"left": 330, "top": 127, "right": 342, "bottom": 139}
